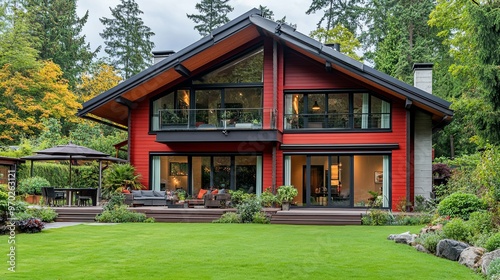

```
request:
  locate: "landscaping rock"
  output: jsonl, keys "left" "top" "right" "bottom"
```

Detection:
{"left": 436, "top": 239, "right": 469, "bottom": 261}
{"left": 481, "top": 249, "right": 500, "bottom": 275}
{"left": 419, "top": 224, "right": 443, "bottom": 234}
{"left": 459, "top": 246, "right": 485, "bottom": 269}
{"left": 414, "top": 244, "right": 429, "bottom": 253}
{"left": 387, "top": 231, "right": 417, "bottom": 245}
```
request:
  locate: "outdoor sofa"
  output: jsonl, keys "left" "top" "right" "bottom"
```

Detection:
{"left": 125, "top": 190, "right": 167, "bottom": 206}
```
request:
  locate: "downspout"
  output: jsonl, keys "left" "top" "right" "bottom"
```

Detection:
{"left": 272, "top": 40, "right": 278, "bottom": 191}
{"left": 406, "top": 109, "right": 411, "bottom": 212}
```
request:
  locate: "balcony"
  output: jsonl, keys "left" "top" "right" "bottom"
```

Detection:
{"left": 154, "top": 108, "right": 282, "bottom": 143}
{"left": 284, "top": 112, "right": 391, "bottom": 130}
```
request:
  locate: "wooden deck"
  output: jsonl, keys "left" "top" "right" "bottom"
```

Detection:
{"left": 54, "top": 207, "right": 363, "bottom": 225}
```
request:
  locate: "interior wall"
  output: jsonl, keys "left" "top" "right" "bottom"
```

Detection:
{"left": 353, "top": 155, "right": 383, "bottom": 205}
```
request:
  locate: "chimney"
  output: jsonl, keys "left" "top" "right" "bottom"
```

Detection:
{"left": 152, "top": 50, "right": 175, "bottom": 64}
{"left": 325, "top": 43, "right": 341, "bottom": 52}
{"left": 413, "top": 63, "right": 433, "bottom": 94}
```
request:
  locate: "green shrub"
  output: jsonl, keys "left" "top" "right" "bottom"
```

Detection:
{"left": 392, "top": 213, "right": 433, "bottom": 226}
{"left": 26, "top": 207, "right": 58, "bottom": 222}
{"left": 228, "top": 190, "right": 254, "bottom": 207}
{"left": 18, "top": 162, "right": 99, "bottom": 189}
{"left": 485, "top": 233, "right": 500, "bottom": 252}
{"left": 437, "top": 192, "right": 487, "bottom": 220}
{"left": 103, "top": 193, "right": 125, "bottom": 211}
{"left": 213, "top": 212, "right": 241, "bottom": 223}
{"left": 442, "top": 218, "right": 471, "bottom": 242}
{"left": 260, "top": 189, "right": 278, "bottom": 207}
{"left": 95, "top": 205, "right": 147, "bottom": 223}
{"left": 415, "top": 231, "right": 445, "bottom": 254}
{"left": 488, "top": 258, "right": 500, "bottom": 279}
{"left": 237, "top": 197, "right": 262, "bottom": 223}
{"left": 252, "top": 212, "right": 270, "bottom": 224}
{"left": 413, "top": 195, "right": 436, "bottom": 212}
{"left": 470, "top": 232, "right": 494, "bottom": 248}
{"left": 363, "top": 209, "right": 391, "bottom": 225}
{"left": 468, "top": 211, "right": 495, "bottom": 236}
{"left": 18, "top": 176, "right": 50, "bottom": 195}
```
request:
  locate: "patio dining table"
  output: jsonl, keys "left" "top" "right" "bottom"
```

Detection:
{"left": 56, "top": 188, "right": 97, "bottom": 206}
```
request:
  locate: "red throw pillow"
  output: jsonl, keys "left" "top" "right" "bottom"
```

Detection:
{"left": 212, "top": 189, "right": 218, "bottom": 195}
{"left": 197, "top": 189, "right": 207, "bottom": 199}
{"left": 122, "top": 189, "right": 131, "bottom": 194}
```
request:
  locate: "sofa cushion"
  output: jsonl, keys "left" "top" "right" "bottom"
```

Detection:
{"left": 197, "top": 189, "right": 207, "bottom": 199}
{"left": 212, "top": 189, "right": 219, "bottom": 195}
{"left": 131, "top": 190, "right": 142, "bottom": 197}
{"left": 141, "top": 190, "right": 155, "bottom": 197}
{"left": 153, "top": 191, "right": 165, "bottom": 197}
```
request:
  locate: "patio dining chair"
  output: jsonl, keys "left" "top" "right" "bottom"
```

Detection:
{"left": 44, "top": 187, "right": 65, "bottom": 206}
{"left": 76, "top": 189, "right": 93, "bottom": 206}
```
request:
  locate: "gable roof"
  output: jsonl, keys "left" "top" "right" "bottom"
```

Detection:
{"left": 77, "top": 8, "right": 452, "bottom": 127}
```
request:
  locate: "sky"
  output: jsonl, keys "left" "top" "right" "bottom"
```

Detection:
{"left": 76, "top": 0, "right": 323, "bottom": 57}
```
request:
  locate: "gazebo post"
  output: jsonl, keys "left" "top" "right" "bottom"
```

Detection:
{"left": 98, "top": 160, "right": 102, "bottom": 206}
{"left": 30, "top": 160, "right": 34, "bottom": 177}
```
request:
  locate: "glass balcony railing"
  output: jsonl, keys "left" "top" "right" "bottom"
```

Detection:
{"left": 284, "top": 113, "right": 391, "bottom": 130}
{"left": 155, "top": 108, "right": 275, "bottom": 131}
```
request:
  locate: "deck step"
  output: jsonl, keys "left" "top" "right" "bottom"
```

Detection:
{"left": 54, "top": 207, "right": 103, "bottom": 223}
{"left": 271, "top": 210, "right": 362, "bottom": 225}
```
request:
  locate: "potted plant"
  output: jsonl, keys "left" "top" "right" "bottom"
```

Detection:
{"left": 277, "top": 185, "right": 298, "bottom": 211}
{"left": 18, "top": 176, "right": 51, "bottom": 204}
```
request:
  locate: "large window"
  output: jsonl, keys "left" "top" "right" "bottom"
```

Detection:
{"left": 284, "top": 154, "right": 390, "bottom": 208}
{"left": 284, "top": 92, "right": 390, "bottom": 130}
{"left": 151, "top": 47, "right": 264, "bottom": 131}
{"left": 151, "top": 155, "right": 262, "bottom": 196}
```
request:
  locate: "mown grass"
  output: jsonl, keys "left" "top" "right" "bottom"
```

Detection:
{"left": 0, "top": 223, "right": 481, "bottom": 279}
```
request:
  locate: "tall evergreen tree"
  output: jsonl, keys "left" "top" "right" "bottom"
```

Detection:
{"left": 100, "top": 0, "right": 155, "bottom": 79}
{"left": 187, "top": 0, "right": 233, "bottom": 37}
{"left": 23, "top": 0, "right": 98, "bottom": 88}
{"left": 306, "top": 0, "right": 365, "bottom": 35}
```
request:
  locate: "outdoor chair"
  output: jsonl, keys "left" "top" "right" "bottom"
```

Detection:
{"left": 43, "top": 187, "right": 65, "bottom": 206}
{"left": 76, "top": 189, "right": 93, "bottom": 206}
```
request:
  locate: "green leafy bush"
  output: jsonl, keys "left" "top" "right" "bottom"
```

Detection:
{"left": 468, "top": 211, "right": 495, "bottom": 236}
{"left": 18, "top": 176, "right": 50, "bottom": 195}
{"left": 437, "top": 192, "right": 486, "bottom": 220}
{"left": 415, "top": 231, "right": 445, "bottom": 254}
{"left": 18, "top": 162, "right": 99, "bottom": 189}
{"left": 212, "top": 212, "right": 241, "bottom": 223}
{"left": 95, "top": 205, "right": 147, "bottom": 223}
{"left": 393, "top": 213, "right": 433, "bottom": 226}
{"left": 26, "top": 207, "right": 58, "bottom": 222}
{"left": 260, "top": 189, "right": 278, "bottom": 207}
{"left": 362, "top": 209, "right": 391, "bottom": 225}
{"left": 228, "top": 190, "right": 253, "bottom": 207}
{"left": 252, "top": 212, "right": 270, "bottom": 224}
{"left": 103, "top": 193, "right": 125, "bottom": 211}
{"left": 485, "top": 233, "right": 500, "bottom": 252}
{"left": 470, "top": 232, "right": 494, "bottom": 248}
{"left": 237, "top": 197, "right": 262, "bottom": 223}
{"left": 442, "top": 218, "right": 471, "bottom": 242}
{"left": 488, "top": 258, "right": 500, "bottom": 279}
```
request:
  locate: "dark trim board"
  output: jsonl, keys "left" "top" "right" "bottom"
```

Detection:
{"left": 155, "top": 129, "right": 282, "bottom": 143}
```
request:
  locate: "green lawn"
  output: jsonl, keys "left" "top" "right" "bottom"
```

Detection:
{"left": 0, "top": 223, "right": 481, "bottom": 280}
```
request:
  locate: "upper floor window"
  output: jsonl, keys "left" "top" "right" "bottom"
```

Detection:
{"left": 193, "top": 47, "right": 263, "bottom": 84}
{"left": 284, "top": 92, "right": 390, "bottom": 130}
{"left": 151, "top": 46, "right": 265, "bottom": 131}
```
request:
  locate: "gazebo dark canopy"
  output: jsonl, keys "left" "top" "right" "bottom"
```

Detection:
{"left": 21, "top": 143, "right": 127, "bottom": 205}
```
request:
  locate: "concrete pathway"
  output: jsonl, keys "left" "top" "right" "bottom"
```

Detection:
{"left": 43, "top": 222, "right": 118, "bottom": 230}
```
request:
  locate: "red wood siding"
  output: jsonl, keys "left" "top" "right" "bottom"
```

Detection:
{"left": 284, "top": 50, "right": 362, "bottom": 90}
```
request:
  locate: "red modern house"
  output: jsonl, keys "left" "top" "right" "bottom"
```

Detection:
{"left": 78, "top": 9, "right": 452, "bottom": 210}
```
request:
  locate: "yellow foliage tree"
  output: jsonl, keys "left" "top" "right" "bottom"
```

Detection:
{"left": 310, "top": 24, "right": 363, "bottom": 62}
{"left": 0, "top": 61, "right": 80, "bottom": 144}
{"left": 77, "top": 63, "right": 121, "bottom": 103}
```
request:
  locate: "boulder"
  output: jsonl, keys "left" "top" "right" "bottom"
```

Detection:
{"left": 459, "top": 246, "right": 485, "bottom": 269}
{"left": 420, "top": 224, "right": 443, "bottom": 234}
{"left": 482, "top": 249, "right": 500, "bottom": 275}
{"left": 436, "top": 239, "right": 469, "bottom": 261}
{"left": 414, "top": 244, "right": 429, "bottom": 254}
{"left": 388, "top": 231, "right": 417, "bottom": 245}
